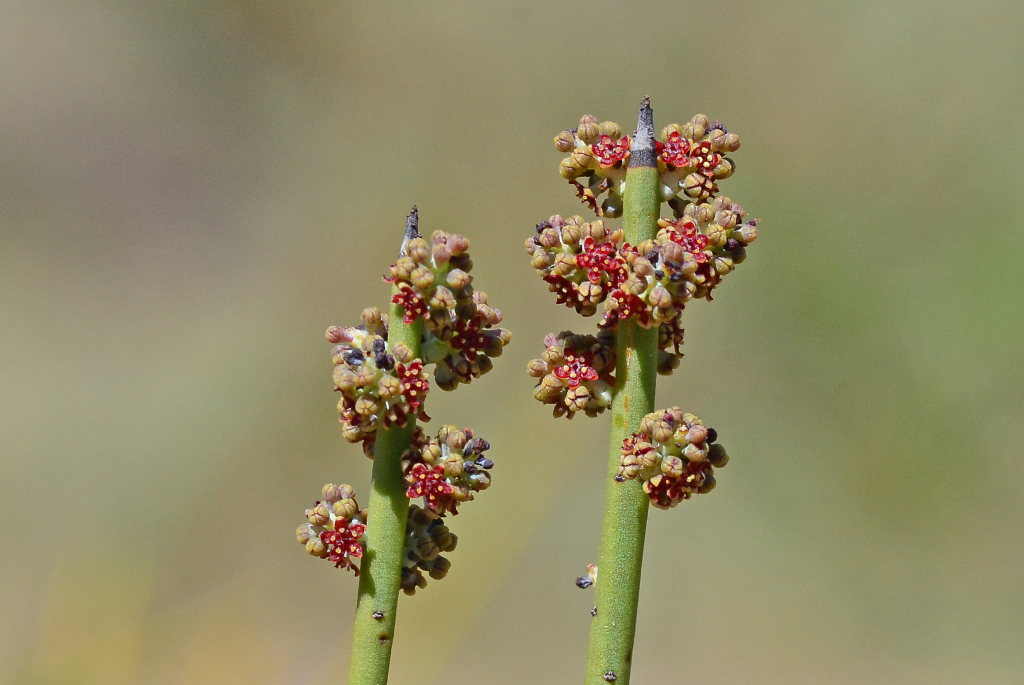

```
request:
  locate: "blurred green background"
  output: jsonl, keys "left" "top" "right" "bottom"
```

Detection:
{"left": 2, "top": 1, "right": 1022, "bottom": 683}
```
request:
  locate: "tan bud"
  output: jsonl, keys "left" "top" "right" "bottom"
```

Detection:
{"left": 685, "top": 425, "right": 708, "bottom": 445}
{"left": 333, "top": 366, "right": 358, "bottom": 392}
{"left": 447, "top": 269, "right": 472, "bottom": 289}
{"left": 531, "top": 250, "right": 555, "bottom": 270}
{"left": 432, "top": 243, "right": 452, "bottom": 265}
{"left": 391, "top": 342, "right": 413, "bottom": 363}
{"left": 378, "top": 375, "right": 401, "bottom": 401}
{"left": 392, "top": 256, "right": 416, "bottom": 281}
{"left": 405, "top": 238, "right": 430, "bottom": 264}
{"left": 555, "top": 130, "right": 576, "bottom": 152}
{"left": 598, "top": 121, "right": 622, "bottom": 139}
{"left": 410, "top": 266, "right": 435, "bottom": 289}
{"left": 662, "top": 455, "right": 685, "bottom": 478}
{"left": 333, "top": 498, "right": 359, "bottom": 520}
{"left": 578, "top": 117, "right": 599, "bottom": 144}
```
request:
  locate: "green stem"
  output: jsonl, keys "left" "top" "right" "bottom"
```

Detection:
{"left": 348, "top": 210, "right": 424, "bottom": 685}
{"left": 585, "top": 98, "right": 660, "bottom": 685}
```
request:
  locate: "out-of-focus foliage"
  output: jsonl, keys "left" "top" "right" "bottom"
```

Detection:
{"left": 1, "top": 1, "right": 1022, "bottom": 683}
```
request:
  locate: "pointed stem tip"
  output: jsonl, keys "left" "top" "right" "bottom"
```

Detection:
{"left": 400, "top": 205, "right": 420, "bottom": 256}
{"left": 630, "top": 96, "right": 656, "bottom": 168}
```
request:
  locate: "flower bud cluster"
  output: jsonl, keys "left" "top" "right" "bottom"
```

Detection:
{"left": 524, "top": 215, "right": 628, "bottom": 317}
{"left": 555, "top": 115, "right": 630, "bottom": 218}
{"left": 555, "top": 114, "right": 741, "bottom": 217}
{"left": 401, "top": 504, "right": 458, "bottom": 595}
{"left": 527, "top": 330, "right": 616, "bottom": 419}
{"left": 656, "top": 115, "right": 740, "bottom": 207}
{"left": 328, "top": 307, "right": 431, "bottom": 456}
{"left": 617, "top": 408, "right": 729, "bottom": 509}
{"left": 525, "top": 199, "right": 757, "bottom": 332}
{"left": 387, "top": 230, "right": 512, "bottom": 391}
{"left": 296, "top": 483, "right": 368, "bottom": 573}
{"left": 602, "top": 196, "right": 758, "bottom": 327}
{"left": 402, "top": 425, "right": 494, "bottom": 516}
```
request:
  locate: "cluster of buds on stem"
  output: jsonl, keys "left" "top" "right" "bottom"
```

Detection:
{"left": 527, "top": 330, "right": 615, "bottom": 418}
{"left": 296, "top": 483, "right": 368, "bottom": 573}
{"left": 533, "top": 113, "right": 759, "bottom": 332}
{"left": 387, "top": 230, "right": 511, "bottom": 391}
{"left": 327, "top": 308, "right": 430, "bottom": 457}
{"left": 555, "top": 114, "right": 740, "bottom": 218}
{"left": 526, "top": 321, "right": 686, "bottom": 417}
{"left": 617, "top": 408, "right": 728, "bottom": 509}
{"left": 400, "top": 504, "right": 458, "bottom": 594}
{"left": 524, "top": 196, "right": 758, "bottom": 331}
{"left": 402, "top": 425, "right": 494, "bottom": 516}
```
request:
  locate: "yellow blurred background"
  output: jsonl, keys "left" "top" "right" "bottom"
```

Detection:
{"left": 2, "top": 2, "right": 1022, "bottom": 683}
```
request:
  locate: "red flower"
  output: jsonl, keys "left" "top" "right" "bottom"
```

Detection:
{"left": 543, "top": 274, "right": 580, "bottom": 308}
{"left": 392, "top": 285, "right": 429, "bottom": 324}
{"left": 450, "top": 315, "right": 490, "bottom": 363}
{"left": 396, "top": 360, "right": 429, "bottom": 410}
{"left": 656, "top": 131, "right": 691, "bottom": 167}
{"left": 320, "top": 518, "right": 366, "bottom": 572}
{"left": 643, "top": 474, "right": 691, "bottom": 509}
{"left": 576, "top": 237, "right": 625, "bottom": 285}
{"left": 666, "top": 218, "right": 710, "bottom": 264}
{"left": 621, "top": 432, "right": 656, "bottom": 461}
{"left": 688, "top": 140, "right": 722, "bottom": 178}
{"left": 406, "top": 463, "right": 455, "bottom": 512}
{"left": 591, "top": 135, "right": 630, "bottom": 167}
{"left": 553, "top": 350, "right": 600, "bottom": 388}
{"left": 606, "top": 290, "right": 651, "bottom": 327}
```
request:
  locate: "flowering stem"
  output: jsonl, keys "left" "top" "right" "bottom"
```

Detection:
{"left": 348, "top": 211, "right": 424, "bottom": 685}
{"left": 585, "top": 98, "right": 660, "bottom": 685}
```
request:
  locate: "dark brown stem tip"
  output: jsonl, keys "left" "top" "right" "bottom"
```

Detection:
{"left": 630, "top": 96, "right": 656, "bottom": 168}
{"left": 400, "top": 205, "right": 420, "bottom": 256}
{"left": 405, "top": 205, "right": 420, "bottom": 240}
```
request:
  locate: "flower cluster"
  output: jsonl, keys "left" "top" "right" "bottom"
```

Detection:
{"left": 527, "top": 330, "right": 616, "bottom": 419}
{"left": 555, "top": 115, "right": 630, "bottom": 218}
{"left": 525, "top": 197, "right": 758, "bottom": 330}
{"left": 328, "top": 308, "right": 431, "bottom": 457}
{"left": 402, "top": 425, "right": 494, "bottom": 516}
{"left": 617, "top": 408, "right": 728, "bottom": 509}
{"left": 401, "top": 504, "right": 459, "bottom": 594}
{"left": 296, "top": 483, "right": 367, "bottom": 573}
{"left": 387, "top": 231, "right": 512, "bottom": 391}
{"left": 555, "top": 114, "right": 740, "bottom": 219}
{"left": 525, "top": 216, "right": 626, "bottom": 317}
{"left": 656, "top": 115, "right": 740, "bottom": 207}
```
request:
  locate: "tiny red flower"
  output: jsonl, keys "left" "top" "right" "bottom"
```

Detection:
{"left": 656, "top": 131, "right": 691, "bottom": 167}
{"left": 450, "top": 315, "right": 490, "bottom": 363}
{"left": 576, "top": 237, "right": 625, "bottom": 285}
{"left": 392, "top": 285, "right": 429, "bottom": 324}
{"left": 667, "top": 219, "right": 710, "bottom": 264}
{"left": 606, "top": 290, "right": 651, "bottom": 327}
{"left": 395, "top": 360, "right": 429, "bottom": 410}
{"left": 320, "top": 518, "right": 366, "bottom": 571}
{"left": 406, "top": 463, "right": 454, "bottom": 511}
{"left": 553, "top": 350, "right": 600, "bottom": 388}
{"left": 643, "top": 474, "right": 690, "bottom": 509}
{"left": 543, "top": 274, "right": 580, "bottom": 308}
{"left": 688, "top": 140, "right": 722, "bottom": 178}
{"left": 621, "top": 432, "right": 656, "bottom": 461}
{"left": 591, "top": 135, "right": 630, "bottom": 167}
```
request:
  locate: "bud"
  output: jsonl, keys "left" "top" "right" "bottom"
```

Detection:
{"left": 555, "top": 130, "right": 576, "bottom": 152}
{"left": 447, "top": 269, "right": 472, "bottom": 289}
{"left": 410, "top": 266, "right": 435, "bottom": 289}
{"left": 405, "top": 237, "right": 430, "bottom": 264}
{"left": 432, "top": 243, "right": 452, "bottom": 265}
{"left": 322, "top": 483, "right": 355, "bottom": 503}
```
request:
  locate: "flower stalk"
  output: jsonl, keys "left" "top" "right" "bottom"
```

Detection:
{"left": 585, "top": 98, "right": 660, "bottom": 684}
{"left": 526, "top": 96, "right": 759, "bottom": 684}
{"left": 296, "top": 206, "right": 511, "bottom": 685}
{"left": 347, "top": 303, "right": 422, "bottom": 685}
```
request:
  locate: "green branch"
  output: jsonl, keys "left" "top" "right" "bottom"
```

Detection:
{"left": 348, "top": 211, "right": 424, "bottom": 685}
{"left": 585, "top": 97, "right": 661, "bottom": 685}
